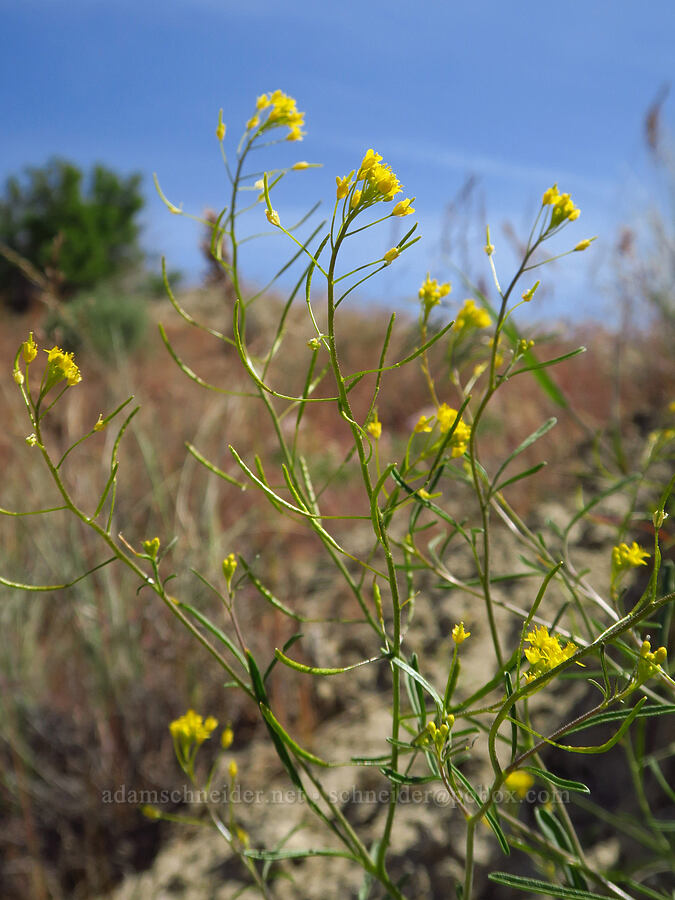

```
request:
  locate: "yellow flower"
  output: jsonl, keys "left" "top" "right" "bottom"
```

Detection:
{"left": 542, "top": 184, "right": 560, "bottom": 205}
{"left": 574, "top": 238, "right": 594, "bottom": 251}
{"left": 414, "top": 415, "right": 433, "bottom": 433}
{"left": 524, "top": 625, "right": 577, "bottom": 681}
{"left": 260, "top": 90, "right": 306, "bottom": 140}
{"left": 611, "top": 541, "right": 650, "bottom": 574}
{"left": 383, "top": 247, "right": 399, "bottom": 265}
{"left": 504, "top": 769, "right": 534, "bottom": 798}
{"left": 292, "top": 161, "right": 310, "bottom": 170}
{"left": 170, "top": 709, "right": 219, "bottom": 746}
{"left": 13, "top": 369, "right": 24, "bottom": 385}
{"left": 367, "top": 412, "right": 382, "bottom": 440}
{"left": 142, "top": 536, "right": 160, "bottom": 559}
{"left": 451, "top": 622, "right": 471, "bottom": 644}
{"left": 336, "top": 173, "right": 353, "bottom": 200}
{"left": 22, "top": 332, "right": 38, "bottom": 363}
{"left": 418, "top": 273, "right": 451, "bottom": 315}
{"left": 246, "top": 114, "right": 260, "bottom": 131}
{"left": 358, "top": 148, "right": 383, "bottom": 178}
{"left": 222, "top": 553, "right": 238, "bottom": 588}
{"left": 216, "top": 109, "right": 226, "bottom": 141}
{"left": 228, "top": 760, "right": 238, "bottom": 779}
{"left": 392, "top": 197, "right": 415, "bottom": 216}
{"left": 637, "top": 640, "right": 667, "bottom": 683}
{"left": 350, "top": 189, "right": 362, "bottom": 209}
{"left": 436, "top": 404, "right": 471, "bottom": 457}
{"left": 452, "top": 298, "right": 492, "bottom": 332}
{"left": 43, "top": 346, "right": 81, "bottom": 388}
{"left": 548, "top": 190, "right": 580, "bottom": 229}
{"left": 94, "top": 413, "right": 106, "bottom": 432}
{"left": 221, "top": 725, "right": 234, "bottom": 750}
{"left": 369, "top": 162, "right": 401, "bottom": 199}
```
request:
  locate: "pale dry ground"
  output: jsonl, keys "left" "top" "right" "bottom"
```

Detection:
{"left": 101, "top": 501, "right": 625, "bottom": 900}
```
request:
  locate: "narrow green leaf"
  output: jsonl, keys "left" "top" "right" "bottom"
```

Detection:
{"left": 406, "top": 652, "right": 428, "bottom": 729}
{"left": 493, "top": 462, "right": 547, "bottom": 494}
{"left": 260, "top": 704, "right": 332, "bottom": 767}
{"left": 238, "top": 557, "right": 306, "bottom": 621}
{"left": 177, "top": 600, "right": 247, "bottom": 669}
{"left": 490, "top": 417, "right": 557, "bottom": 493}
{"left": 535, "top": 807, "right": 588, "bottom": 890}
{"left": 522, "top": 766, "right": 590, "bottom": 794}
{"left": 509, "top": 345, "right": 587, "bottom": 378}
{"left": 185, "top": 442, "right": 247, "bottom": 489}
{"left": 450, "top": 765, "right": 510, "bottom": 856}
{"left": 566, "top": 702, "right": 675, "bottom": 734}
{"left": 488, "top": 872, "right": 609, "bottom": 899}
{"left": 379, "top": 767, "right": 439, "bottom": 786}
{"left": 247, "top": 652, "right": 303, "bottom": 789}
{"left": 510, "top": 697, "right": 647, "bottom": 753}
{"left": 244, "top": 848, "right": 355, "bottom": 861}
{"left": 389, "top": 657, "right": 444, "bottom": 713}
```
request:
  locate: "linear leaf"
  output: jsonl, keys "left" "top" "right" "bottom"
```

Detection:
{"left": 450, "top": 765, "right": 510, "bottom": 856}
{"left": 389, "top": 657, "right": 444, "bottom": 713}
{"left": 379, "top": 767, "right": 439, "bottom": 785}
{"left": 522, "top": 766, "right": 590, "bottom": 794}
{"left": 176, "top": 600, "right": 246, "bottom": 669}
{"left": 488, "top": 872, "right": 609, "bottom": 899}
{"left": 260, "top": 704, "right": 332, "bottom": 767}
{"left": 244, "top": 848, "right": 355, "bottom": 861}
{"left": 490, "top": 418, "right": 557, "bottom": 493}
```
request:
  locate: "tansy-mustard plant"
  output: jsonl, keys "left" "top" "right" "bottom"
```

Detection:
{"left": 4, "top": 91, "right": 674, "bottom": 900}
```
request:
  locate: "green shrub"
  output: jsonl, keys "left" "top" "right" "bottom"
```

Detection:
{"left": 43, "top": 285, "right": 148, "bottom": 359}
{"left": 0, "top": 158, "right": 144, "bottom": 310}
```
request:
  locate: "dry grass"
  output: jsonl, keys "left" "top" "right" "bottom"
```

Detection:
{"left": 0, "top": 283, "right": 672, "bottom": 898}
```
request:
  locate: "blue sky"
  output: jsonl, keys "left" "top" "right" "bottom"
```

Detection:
{"left": 2, "top": 0, "right": 674, "bottom": 322}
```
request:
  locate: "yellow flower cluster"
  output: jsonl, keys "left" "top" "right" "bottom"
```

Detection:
{"left": 142, "top": 536, "right": 161, "bottom": 559}
{"left": 418, "top": 273, "right": 451, "bottom": 315}
{"left": 248, "top": 90, "right": 305, "bottom": 141}
{"left": 44, "top": 346, "right": 82, "bottom": 387}
{"left": 542, "top": 183, "right": 580, "bottom": 228}
{"left": 637, "top": 639, "right": 667, "bottom": 683}
{"left": 358, "top": 149, "right": 402, "bottom": 200}
{"left": 436, "top": 404, "right": 471, "bottom": 457}
{"left": 452, "top": 298, "right": 492, "bottom": 332}
{"left": 524, "top": 625, "right": 577, "bottom": 681}
{"left": 611, "top": 541, "right": 650, "bottom": 573}
{"left": 425, "top": 716, "right": 455, "bottom": 754}
{"left": 169, "top": 709, "right": 219, "bottom": 746}
{"left": 335, "top": 149, "right": 415, "bottom": 216}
